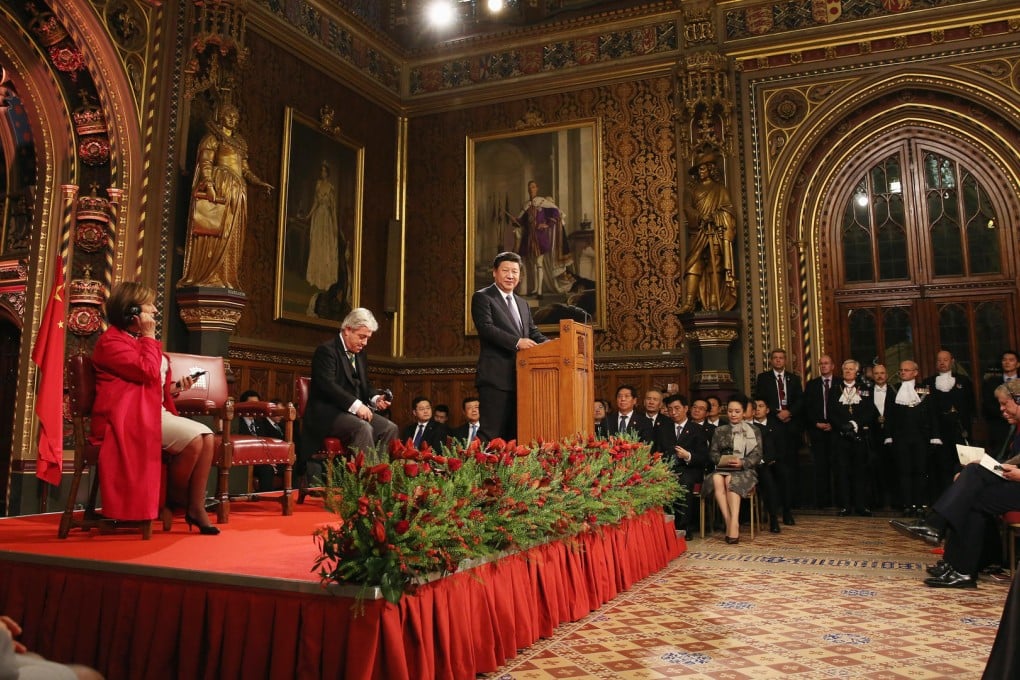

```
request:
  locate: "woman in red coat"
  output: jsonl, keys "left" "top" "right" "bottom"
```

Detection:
{"left": 90, "top": 282, "right": 218, "bottom": 534}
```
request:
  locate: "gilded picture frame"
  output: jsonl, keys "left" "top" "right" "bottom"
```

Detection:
{"left": 274, "top": 106, "right": 363, "bottom": 329}
{"left": 465, "top": 119, "right": 606, "bottom": 335}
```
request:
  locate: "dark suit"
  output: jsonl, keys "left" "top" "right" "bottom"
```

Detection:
{"left": 594, "top": 421, "right": 609, "bottom": 439}
{"left": 753, "top": 370, "right": 803, "bottom": 516}
{"left": 922, "top": 372, "right": 975, "bottom": 498}
{"left": 631, "top": 412, "right": 662, "bottom": 444}
{"left": 885, "top": 383, "right": 941, "bottom": 509}
{"left": 803, "top": 375, "right": 837, "bottom": 507}
{"left": 653, "top": 420, "right": 708, "bottom": 531}
{"left": 451, "top": 421, "right": 487, "bottom": 447}
{"left": 752, "top": 419, "right": 783, "bottom": 522}
{"left": 471, "top": 283, "right": 547, "bottom": 441}
{"left": 300, "top": 335, "right": 398, "bottom": 470}
{"left": 870, "top": 384, "right": 896, "bottom": 508}
{"left": 607, "top": 411, "right": 649, "bottom": 441}
{"left": 237, "top": 416, "right": 284, "bottom": 492}
{"left": 827, "top": 381, "right": 878, "bottom": 512}
{"left": 401, "top": 419, "right": 448, "bottom": 451}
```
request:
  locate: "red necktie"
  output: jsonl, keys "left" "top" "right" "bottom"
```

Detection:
{"left": 777, "top": 374, "right": 786, "bottom": 406}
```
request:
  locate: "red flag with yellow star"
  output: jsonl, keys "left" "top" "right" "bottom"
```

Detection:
{"left": 32, "top": 253, "right": 66, "bottom": 486}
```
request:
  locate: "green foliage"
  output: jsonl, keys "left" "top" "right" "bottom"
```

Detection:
{"left": 313, "top": 434, "right": 681, "bottom": 604}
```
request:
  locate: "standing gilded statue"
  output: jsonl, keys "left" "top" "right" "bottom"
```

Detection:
{"left": 678, "top": 151, "right": 738, "bottom": 314}
{"left": 180, "top": 103, "right": 273, "bottom": 291}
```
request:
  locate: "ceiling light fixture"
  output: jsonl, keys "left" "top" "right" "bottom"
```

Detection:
{"left": 425, "top": 0, "right": 457, "bottom": 28}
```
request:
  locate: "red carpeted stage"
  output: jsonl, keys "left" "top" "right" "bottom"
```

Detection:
{"left": 0, "top": 500, "right": 685, "bottom": 680}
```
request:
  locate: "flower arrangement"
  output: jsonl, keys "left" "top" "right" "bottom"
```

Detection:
{"left": 312, "top": 434, "right": 681, "bottom": 603}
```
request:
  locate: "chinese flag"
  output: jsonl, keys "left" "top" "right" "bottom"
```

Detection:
{"left": 32, "top": 253, "right": 66, "bottom": 486}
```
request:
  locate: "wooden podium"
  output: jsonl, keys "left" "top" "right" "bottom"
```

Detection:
{"left": 516, "top": 319, "right": 595, "bottom": 443}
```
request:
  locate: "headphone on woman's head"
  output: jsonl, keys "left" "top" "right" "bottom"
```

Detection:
{"left": 125, "top": 304, "right": 141, "bottom": 322}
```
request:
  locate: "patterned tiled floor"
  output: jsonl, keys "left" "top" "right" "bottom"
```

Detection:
{"left": 482, "top": 515, "right": 1008, "bottom": 679}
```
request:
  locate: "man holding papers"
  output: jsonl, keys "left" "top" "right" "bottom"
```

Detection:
{"left": 890, "top": 382, "right": 1020, "bottom": 588}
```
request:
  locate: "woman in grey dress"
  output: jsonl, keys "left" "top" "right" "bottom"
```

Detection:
{"left": 705, "top": 395, "right": 762, "bottom": 543}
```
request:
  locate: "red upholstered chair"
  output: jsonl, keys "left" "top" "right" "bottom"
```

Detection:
{"left": 58, "top": 353, "right": 170, "bottom": 539}
{"left": 293, "top": 375, "right": 345, "bottom": 504}
{"left": 166, "top": 353, "right": 295, "bottom": 523}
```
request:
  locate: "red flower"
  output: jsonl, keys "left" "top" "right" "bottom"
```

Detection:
{"left": 371, "top": 519, "right": 387, "bottom": 544}
{"left": 447, "top": 457, "right": 463, "bottom": 472}
{"left": 357, "top": 496, "right": 370, "bottom": 516}
{"left": 404, "top": 462, "right": 420, "bottom": 477}
{"left": 394, "top": 519, "right": 410, "bottom": 535}
{"left": 369, "top": 463, "right": 392, "bottom": 483}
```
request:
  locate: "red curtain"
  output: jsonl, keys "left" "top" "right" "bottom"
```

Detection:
{"left": 0, "top": 510, "right": 683, "bottom": 680}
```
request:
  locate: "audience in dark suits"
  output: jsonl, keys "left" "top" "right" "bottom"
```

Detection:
{"left": 803, "top": 354, "right": 837, "bottom": 508}
{"left": 884, "top": 360, "right": 941, "bottom": 515}
{"left": 450, "top": 396, "right": 486, "bottom": 447}
{"left": 237, "top": 389, "right": 286, "bottom": 492}
{"left": 608, "top": 385, "right": 651, "bottom": 440}
{"left": 752, "top": 348, "right": 802, "bottom": 525}
{"left": 401, "top": 396, "right": 448, "bottom": 451}
{"left": 828, "top": 359, "right": 878, "bottom": 516}
{"left": 923, "top": 349, "right": 974, "bottom": 499}
{"left": 654, "top": 394, "right": 708, "bottom": 535}
{"left": 631, "top": 389, "right": 664, "bottom": 444}
{"left": 982, "top": 350, "right": 1019, "bottom": 452}
{"left": 471, "top": 251, "right": 547, "bottom": 441}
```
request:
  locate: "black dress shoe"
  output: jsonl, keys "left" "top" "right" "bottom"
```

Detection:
{"left": 838, "top": 508, "right": 851, "bottom": 517}
{"left": 769, "top": 518, "right": 781, "bottom": 533}
{"left": 927, "top": 560, "right": 950, "bottom": 577}
{"left": 924, "top": 567, "right": 976, "bottom": 588}
{"left": 857, "top": 508, "right": 873, "bottom": 517}
{"left": 782, "top": 514, "right": 795, "bottom": 526}
{"left": 889, "top": 519, "right": 942, "bottom": 545}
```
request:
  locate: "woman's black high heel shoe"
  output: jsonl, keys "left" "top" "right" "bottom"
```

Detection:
{"left": 185, "top": 514, "right": 220, "bottom": 535}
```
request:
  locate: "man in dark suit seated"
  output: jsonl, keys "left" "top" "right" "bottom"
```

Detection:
{"left": 981, "top": 350, "right": 1019, "bottom": 454}
{"left": 751, "top": 398, "right": 784, "bottom": 532}
{"left": 607, "top": 385, "right": 651, "bottom": 441}
{"left": 690, "top": 398, "right": 716, "bottom": 441}
{"left": 401, "top": 396, "right": 448, "bottom": 451}
{"left": 471, "top": 251, "right": 548, "bottom": 441}
{"left": 450, "top": 396, "right": 486, "bottom": 447}
{"left": 632, "top": 388, "right": 665, "bottom": 445}
{"left": 654, "top": 394, "right": 708, "bottom": 536}
{"left": 593, "top": 398, "right": 610, "bottom": 439}
{"left": 891, "top": 382, "right": 1020, "bottom": 588}
{"left": 299, "top": 308, "right": 398, "bottom": 472}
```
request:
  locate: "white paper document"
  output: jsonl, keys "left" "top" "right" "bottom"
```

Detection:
{"left": 957, "top": 444, "right": 1004, "bottom": 477}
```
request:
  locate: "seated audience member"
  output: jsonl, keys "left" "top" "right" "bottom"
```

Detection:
{"left": 237, "top": 389, "right": 281, "bottom": 493}
{"left": 705, "top": 396, "right": 723, "bottom": 428}
{"left": 593, "top": 398, "right": 609, "bottom": 439}
{"left": 608, "top": 385, "right": 651, "bottom": 441}
{"left": 751, "top": 398, "right": 784, "bottom": 533}
{"left": 451, "top": 396, "right": 485, "bottom": 446}
{"left": 653, "top": 394, "right": 708, "bottom": 535}
{"left": 433, "top": 404, "right": 450, "bottom": 425}
{"left": 982, "top": 350, "right": 1019, "bottom": 453}
{"left": 401, "top": 396, "right": 448, "bottom": 450}
{"left": 704, "top": 395, "right": 762, "bottom": 544}
{"left": 633, "top": 389, "right": 664, "bottom": 443}
{"left": 1, "top": 614, "right": 103, "bottom": 679}
{"left": 90, "top": 282, "right": 218, "bottom": 534}
{"left": 300, "top": 308, "right": 397, "bottom": 469}
{"left": 690, "top": 398, "right": 716, "bottom": 440}
{"left": 828, "top": 359, "right": 878, "bottom": 517}
{"left": 891, "top": 382, "right": 1020, "bottom": 588}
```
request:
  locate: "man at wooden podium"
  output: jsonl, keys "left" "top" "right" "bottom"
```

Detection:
{"left": 472, "top": 251, "right": 548, "bottom": 441}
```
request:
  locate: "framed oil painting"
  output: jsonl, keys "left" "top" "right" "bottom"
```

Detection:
{"left": 465, "top": 119, "right": 605, "bottom": 335}
{"left": 274, "top": 106, "right": 363, "bottom": 329}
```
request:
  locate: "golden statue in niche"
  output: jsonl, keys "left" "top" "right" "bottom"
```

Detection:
{"left": 678, "top": 151, "right": 738, "bottom": 314}
{"left": 180, "top": 103, "right": 273, "bottom": 291}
